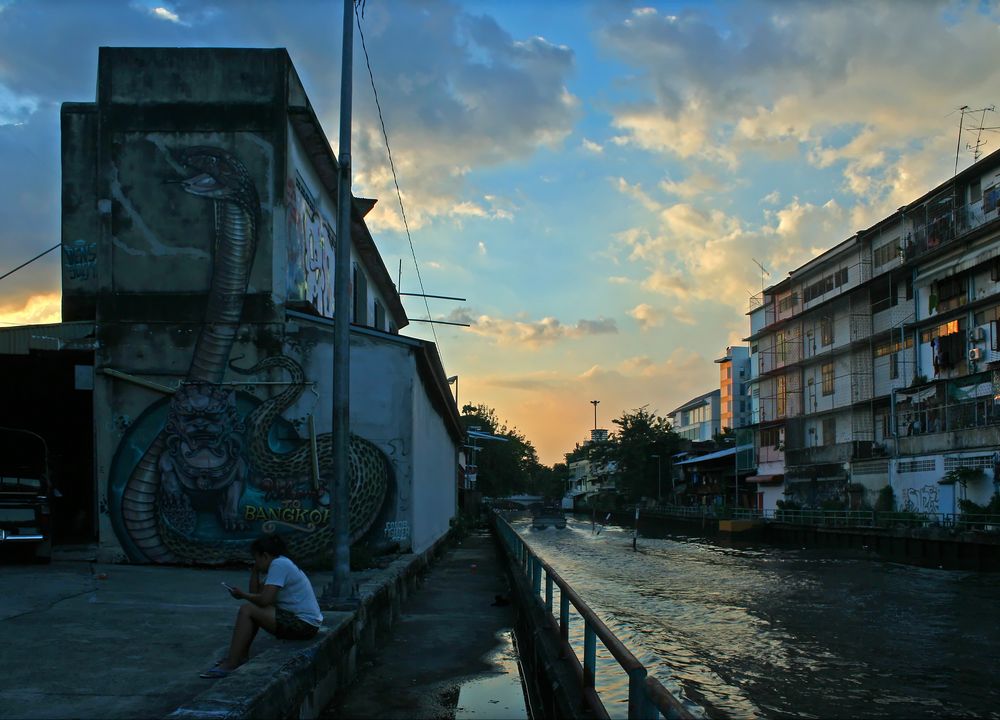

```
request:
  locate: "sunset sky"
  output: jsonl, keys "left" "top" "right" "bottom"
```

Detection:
{"left": 1, "top": 0, "right": 999, "bottom": 464}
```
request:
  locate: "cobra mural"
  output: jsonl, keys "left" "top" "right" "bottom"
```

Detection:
{"left": 115, "top": 145, "right": 392, "bottom": 565}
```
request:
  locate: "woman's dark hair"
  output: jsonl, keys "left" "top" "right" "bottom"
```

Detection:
{"left": 251, "top": 533, "right": 288, "bottom": 558}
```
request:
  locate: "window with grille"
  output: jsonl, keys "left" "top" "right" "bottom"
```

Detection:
{"left": 822, "top": 416, "right": 836, "bottom": 444}
{"left": 821, "top": 363, "right": 834, "bottom": 396}
{"left": 821, "top": 317, "right": 834, "bottom": 346}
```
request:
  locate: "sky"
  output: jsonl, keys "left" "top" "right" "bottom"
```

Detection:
{"left": 1, "top": 0, "right": 999, "bottom": 465}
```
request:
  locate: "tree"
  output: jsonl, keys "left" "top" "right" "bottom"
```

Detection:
{"left": 591, "top": 406, "right": 681, "bottom": 502}
{"left": 460, "top": 402, "right": 542, "bottom": 498}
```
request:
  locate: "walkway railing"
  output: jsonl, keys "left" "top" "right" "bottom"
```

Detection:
{"left": 642, "top": 503, "right": 1000, "bottom": 532}
{"left": 494, "top": 512, "right": 695, "bottom": 720}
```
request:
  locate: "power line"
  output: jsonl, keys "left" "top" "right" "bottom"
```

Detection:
{"left": 355, "top": 5, "right": 442, "bottom": 356}
{"left": 0, "top": 243, "right": 61, "bottom": 283}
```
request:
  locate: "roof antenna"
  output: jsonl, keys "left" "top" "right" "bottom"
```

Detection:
{"left": 966, "top": 105, "right": 997, "bottom": 164}
{"left": 751, "top": 257, "right": 770, "bottom": 293}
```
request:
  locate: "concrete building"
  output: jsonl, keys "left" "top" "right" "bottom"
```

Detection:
{"left": 744, "top": 148, "right": 1000, "bottom": 514}
{"left": 0, "top": 48, "right": 462, "bottom": 563}
{"left": 667, "top": 390, "right": 721, "bottom": 442}
{"left": 715, "top": 345, "right": 751, "bottom": 431}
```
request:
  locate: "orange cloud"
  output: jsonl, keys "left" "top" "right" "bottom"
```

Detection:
{"left": 0, "top": 292, "right": 61, "bottom": 326}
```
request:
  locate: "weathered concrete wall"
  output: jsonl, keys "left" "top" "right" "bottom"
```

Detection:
{"left": 410, "top": 368, "right": 458, "bottom": 554}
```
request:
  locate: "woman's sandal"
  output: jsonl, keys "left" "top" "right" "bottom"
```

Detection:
{"left": 199, "top": 667, "right": 230, "bottom": 679}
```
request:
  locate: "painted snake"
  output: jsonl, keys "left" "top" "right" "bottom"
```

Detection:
{"left": 119, "top": 146, "right": 388, "bottom": 564}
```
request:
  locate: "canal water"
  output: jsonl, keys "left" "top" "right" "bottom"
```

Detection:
{"left": 513, "top": 515, "right": 1000, "bottom": 720}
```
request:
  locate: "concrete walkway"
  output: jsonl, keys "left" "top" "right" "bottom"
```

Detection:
{"left": 325, "top": 529, "right": 528, "bottom": 720}
{"left": 0, "top": 552, "right": 344, "bottom": 720}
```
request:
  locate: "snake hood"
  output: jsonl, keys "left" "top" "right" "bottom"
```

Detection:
{"left": 174, "top": 146, "right": 260, "bottom": 239}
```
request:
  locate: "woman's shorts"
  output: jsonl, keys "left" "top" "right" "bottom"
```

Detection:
{"left": 274, "top": 607, "right": 320, "bottom": 640}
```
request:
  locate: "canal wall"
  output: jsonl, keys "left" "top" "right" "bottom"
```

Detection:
{"left": 591, "top": 509, "right": 1000, "bottom": 571}
{"left": 168, "top": 531, "right": 453, "bottom": 720}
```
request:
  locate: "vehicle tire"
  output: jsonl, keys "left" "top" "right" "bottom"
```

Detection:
{"left": 33, "top": 538, "right": 52, "bottom": 564}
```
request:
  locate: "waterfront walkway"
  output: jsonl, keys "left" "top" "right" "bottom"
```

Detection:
{"left": 325, "top": 529, "right": 527, "bottom": 719}
{"left": 0, "top": 529, "right": 525, "bottom": 720}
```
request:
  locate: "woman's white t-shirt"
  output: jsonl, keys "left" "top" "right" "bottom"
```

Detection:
{"left": 264, "top": 556, "right": 323, "bottom": 627}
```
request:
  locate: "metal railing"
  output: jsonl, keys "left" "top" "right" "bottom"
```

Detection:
{"left": 494, "top": 512, "right": 695, "bottom": 720}
{"left": 643, "top": 503, "right": 1000, "bottom": 532}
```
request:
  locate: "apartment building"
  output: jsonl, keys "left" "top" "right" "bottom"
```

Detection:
{"left": 667, "top": 389, "right": 721, "bottom": 442}
{"left": 716, "top": 346, "right": 752, "bottom": 431}
{"left": 745, "top": 148, "right": 1000, "bottom": 514}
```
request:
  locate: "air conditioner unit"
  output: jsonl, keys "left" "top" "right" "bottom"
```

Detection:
{"left": 969, "top": 348, "right": 983, "bottom": 361}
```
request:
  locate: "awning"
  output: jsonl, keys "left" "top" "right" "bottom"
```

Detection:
{"left": 746, "top": 474, "right": 784, "bottom": 486}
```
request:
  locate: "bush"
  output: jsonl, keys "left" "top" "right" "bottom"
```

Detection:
{"left": 875, "top": 485, "right": 894, "bottom": 512}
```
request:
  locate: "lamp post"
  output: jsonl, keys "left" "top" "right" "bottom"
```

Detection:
{"left": 651, "top": 453, "right": 661, "bottom": 506}
{"left": 590, "top": 400, "right": 599, "bottom": 430}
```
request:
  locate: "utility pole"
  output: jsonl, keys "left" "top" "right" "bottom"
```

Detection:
{"left": 326, "top": 0, "right": 355, "bottom": 606}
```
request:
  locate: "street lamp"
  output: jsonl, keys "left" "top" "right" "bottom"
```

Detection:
{"left": 651, "top": 453, "right": 661, "bottom": 505}
{"left": 590, "top": 400, "right": 600, "bottom": 430}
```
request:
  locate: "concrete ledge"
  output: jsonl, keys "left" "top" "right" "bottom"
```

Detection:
{"left": 166, "top": 532, "right": 453, "bottom": 720}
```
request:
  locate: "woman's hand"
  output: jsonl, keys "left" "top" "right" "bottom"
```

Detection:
{"left": 229, "top": 586, "right": 246, "bottom": 600}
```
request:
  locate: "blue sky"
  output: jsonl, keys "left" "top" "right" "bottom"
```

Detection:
{"left": 1, "top": 0, "right": 999, "bottom": 464}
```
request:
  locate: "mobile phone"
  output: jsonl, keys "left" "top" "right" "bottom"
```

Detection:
{"left": 222, "top": 582, "right": 235, "bottom": 592}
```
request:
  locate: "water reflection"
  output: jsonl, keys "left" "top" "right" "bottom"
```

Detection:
{"left": 515, "top": 516, "right": 1000, "bottom": 720}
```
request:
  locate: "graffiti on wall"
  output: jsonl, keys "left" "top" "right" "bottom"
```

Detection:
{"left": 110, "top": 146, "right": 392, "bottom": 565}
{"left": 900, "top": 484, "right": 940, "bottom": 514}
{"left": 63, "top": 239, "right": 97, "bottom": 281}
{"left": 285, "top": 175, "right": 336, "bottom": 317}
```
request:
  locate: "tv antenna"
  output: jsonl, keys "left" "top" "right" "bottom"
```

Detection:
{"left": 954, "top": 105, "right": 997, "bottom": 174}
{"left": 751, "top": 257, "right": 770, "bottom": 292}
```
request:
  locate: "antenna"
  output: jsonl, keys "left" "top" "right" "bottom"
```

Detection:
{"left": 965, "top": 105, "right": 997, "bottom": 164}
{"left": 751, "top": 257, "right": 770, "bottom": 292}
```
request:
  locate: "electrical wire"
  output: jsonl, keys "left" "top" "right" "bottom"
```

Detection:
{"left": 354, "top": 4, "right": 442, "bottom": 357}
{"left": 0, "top": 243, "right": 61, "bottom": 283}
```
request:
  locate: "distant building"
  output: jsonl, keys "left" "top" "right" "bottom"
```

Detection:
{"left": 667, "top": 390, "right": 721, "bottom": 442}
{"left": 715, "top": 346, "right": 751, "bottom": 430}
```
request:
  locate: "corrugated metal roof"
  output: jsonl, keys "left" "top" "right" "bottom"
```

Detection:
{"left": 0, "top": 322, "right": 96, "bottom": 355}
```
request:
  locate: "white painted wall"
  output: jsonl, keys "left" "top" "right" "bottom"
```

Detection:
{"left": 410, "top": 364, "right": 458, "bottom": 554}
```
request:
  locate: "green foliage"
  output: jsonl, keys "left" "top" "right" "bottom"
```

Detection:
{"left": 589, "top": 406, "right": 681, "bottom": 502}
{"left": 942, "top": 467, "right": 986, "bottom": 488}
{"left": 875, "top": 485, "right": 895, "bottom": 512}
{"left": 460, "top": 402, "right": 545, "bottom": 498}
{"left": 775, "top": 499, "right": 801, "bottom": 510}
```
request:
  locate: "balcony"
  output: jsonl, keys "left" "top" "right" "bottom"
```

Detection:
{"left": 785, "top": 440, "right": 884, "bottom": 467}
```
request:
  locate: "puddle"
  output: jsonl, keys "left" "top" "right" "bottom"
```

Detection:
{"left": 454, "top": 630, "right": 529, "bottom": 719}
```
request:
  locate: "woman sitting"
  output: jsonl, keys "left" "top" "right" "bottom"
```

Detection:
{"left": 201, "top": 533, "right": 323, "bottom": 678}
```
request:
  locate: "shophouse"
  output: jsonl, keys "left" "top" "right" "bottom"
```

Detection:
{"left": 743, "top": 148, "right": 1000, "bottom": 514}
{"left": 0, "top": 48, "right": 462, "bottom": 564}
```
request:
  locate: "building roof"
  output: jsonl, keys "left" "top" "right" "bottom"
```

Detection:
{"left": 674, "top": 445, "right": 753, "bottom": 466}
{"left": 667, "top": 389, "right": 719, "bottom": 417}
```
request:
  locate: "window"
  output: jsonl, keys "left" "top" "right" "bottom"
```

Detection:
{"left": 991, "top": 258, "right": 1000, "bottom": 282}
{"left": 761, "top": 427, "right": 781, "bottom": 448}
{"left": 874, "top": 336, "right": 913, "bottom": 357}
{"left": 776, "top": 332, "right": 787, "bottom": 363}
{"left": 821, "top": 317, "right": 834, "bottom": 346}
{"left": 821, "top": 362, "right": 834, "bottom": 396}
{"left": 822, "top": 417, "right": 836, "bottom": 444}
{"left": 352, "top": 264, "right": 369, "bottom": 325}
{"left": 890, "top": 353, "right": 899, "bottom": 379}
{"left": 971, "top": 178, "right": 982, "bottom": 204}
{"left": 726, "top": 366, "right": 732, "bottom": 378}
{"left": 873, "top": 239, "right": 901, "bottom": 267}
{"left": 776, "top": 375, "right": 787, "bottom": 417}
{"left": 373, "top": 299, "right": 385, "bottom": 331}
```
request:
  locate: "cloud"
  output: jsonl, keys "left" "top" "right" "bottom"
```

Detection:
{"left": 659, "top": 170, "right": 723, "bottom": 200}
{"left": 581, "top": 138, "right": 603, "bottom": 154}
{"left": 450, "top": 310, "right": 618, "bottom": 349}
{"left": 597, "top": 0, "right": 1000, "bottom": 186}
{"left": 150, "top": 6, "right": 182, "bottom": 24}
{"left": 627, "top": 303, "right": 665, "bottom": 330}
{"left": 0, "top": 291, "right": 60, "bottom": 326}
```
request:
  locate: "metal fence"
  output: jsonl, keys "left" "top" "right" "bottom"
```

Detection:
{"left": 644, "top": 503, "right": 1000, "bottom": 532}
{"left": 493, "top": 512, "right": 695, "bottom": 720}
